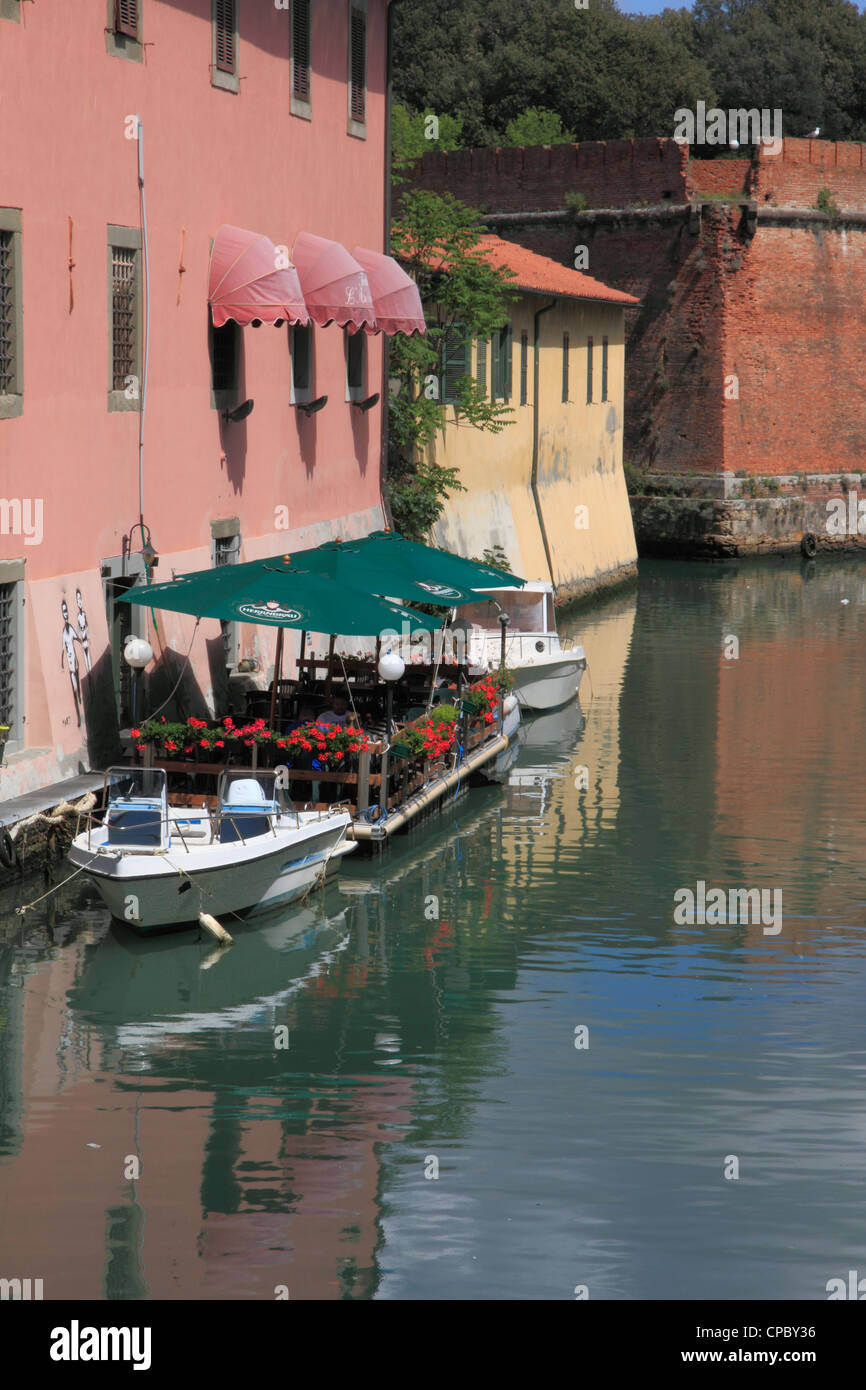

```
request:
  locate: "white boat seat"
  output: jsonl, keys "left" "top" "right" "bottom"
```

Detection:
{"left": 223, "top": 778, "right": 267, "bottom": 805}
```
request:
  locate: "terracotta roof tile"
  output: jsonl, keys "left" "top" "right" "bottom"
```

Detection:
{"left": 477, "top": 234, "right": 639, "bottom": 306}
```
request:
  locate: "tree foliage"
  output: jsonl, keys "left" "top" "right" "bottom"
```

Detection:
{"left": 386, "top": 192, "right": 518, "bottom": 540}
{"left": 393, "top": 0, "right": 866, "bottom": 146}
{"left": 503, "top": 107, "right": 575, "bottom": 146}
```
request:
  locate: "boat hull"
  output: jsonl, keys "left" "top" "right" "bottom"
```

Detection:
{"left": 511, "top": 652, "right": 586, "bottom": 712}
{"left": 68, "top": 818, "right": 351, "bottom": 932}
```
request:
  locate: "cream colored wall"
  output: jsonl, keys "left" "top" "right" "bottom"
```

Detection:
{"left": 430, "top": 293, "right": 637, "bottom": 600}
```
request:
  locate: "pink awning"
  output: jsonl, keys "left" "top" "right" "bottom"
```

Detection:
{"left": 291, "top": 232, "right": 376, "bottom": 331}
{"left": 352, "top": 247, "right": 426, "bottom": 336}
{"left": 208, "top": 224, "right": 309, "bottom": 328}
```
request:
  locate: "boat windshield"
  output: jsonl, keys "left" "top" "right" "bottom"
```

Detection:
{"left": 218, "top": 767, "right": 295, "bottom": 816}
{"left": 459, "top": 590, "right": 549, "bottom": 634}
{"left": 105, "top": 766, "right": 167, "bottom": 804}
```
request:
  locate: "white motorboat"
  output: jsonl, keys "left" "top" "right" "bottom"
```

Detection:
{"left": 68, "top": 766, "right": 355, "bottom": 933}
{"left": 454, "top": 582, "right": 586, "bottom": 713}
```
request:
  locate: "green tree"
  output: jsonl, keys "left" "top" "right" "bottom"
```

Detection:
{"left": 503, "top": 106, "right": 575, "bottom": 145}
{"left": 392, "top": 103, "right": 464, "bottom": 171}
{"left": 387, "top": 192, "right": 518, "bottom": 540}
{"left": 393, "top": 0, "right": 714, "bottom": 145}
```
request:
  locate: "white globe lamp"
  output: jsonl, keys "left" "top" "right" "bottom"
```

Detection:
{"left": 124, "top": 635, "right": 153, "bottom": 669}
{"left": 378, "top": 650, "right": 405, "bottom": 683}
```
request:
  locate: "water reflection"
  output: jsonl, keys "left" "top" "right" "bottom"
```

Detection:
{"left": 3, "top": 561, "right": 866, "bottom": 1300}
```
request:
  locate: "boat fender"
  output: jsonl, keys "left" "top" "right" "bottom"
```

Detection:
{"left": 0, "top": 829, "right": 16, "bottom": 870}
{"left": 503, "top": 694, "right": 518, "bottom": 715}
{"left": 800, "top": 532, "right": 818, "bottom": 559}
{"left": 198, "top": 911, "right": 233, "bottom": 948}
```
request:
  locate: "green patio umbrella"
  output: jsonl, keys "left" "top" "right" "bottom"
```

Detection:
{"left": 157, "top": 531, "right": 523, "bottom": 609}
{"left": 119, "top": 559, "right": 441, "bottom": 635}
{"left": 294, "top": 530, "right": 524, "bottom": 606}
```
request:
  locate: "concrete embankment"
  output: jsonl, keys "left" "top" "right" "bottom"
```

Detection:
{"left": 630, "top": 476, "right": 866, "bottom": 558}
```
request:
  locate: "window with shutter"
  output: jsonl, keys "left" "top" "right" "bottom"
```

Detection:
{"left": 476, "top": 338, "right": 487, "bottom": 396}
{"left": 215, "top": 0, "right": 236, "bottom": 74}
{"left": 349, "top": 6, "right": 366, "bottom": 126}
{"left": 0, "top": 583, "right": 16, "bottom": 733}
{"left": 520, "top": 330, "right": 529, "bottom": 405}
{"left": 586, "top": 336, "right": 594, "bottom": 404}
{"left": 562, "top": 332, "right": 569, "bottom": 403}
{"left": 601, "top": 335, "right": 609, "bottom": 402}
{"left": 292, "top": 0, "right": 311, "bottom": 102}
{"left": 115, "top": 0, "right": 138, "bottom": 38}
{"left": 0, "top": 232, "right": 17, "bottom": 398}
{"left": 492, "top": 324, "right": 511, "bottom": 401}
{"left": 442, "top": 328, "right": 470, "bottom": 404}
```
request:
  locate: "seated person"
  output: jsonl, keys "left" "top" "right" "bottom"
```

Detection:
{"left": 316, "top": 694, "right": 352, "bottom": 729}
{"left": 284, "top": 702, "right": 316, "bottom": 734}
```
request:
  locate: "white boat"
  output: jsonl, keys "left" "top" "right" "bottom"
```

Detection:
{"left": 68, "top": 766, "right": 355, "bottom": 933}
{"left": 454, "top": 581, "right": 586, "bottom": 712}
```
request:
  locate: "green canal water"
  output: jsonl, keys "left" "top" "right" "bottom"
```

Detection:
{"left": 2, "top": 556, "right": 866, "bottom": 1301}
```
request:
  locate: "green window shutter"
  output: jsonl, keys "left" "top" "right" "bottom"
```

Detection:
{"left": 502, "top": 324, "right": 512, "bottom": 401}
{"left": 602, "top": 335, "right": 609, "bottom": 402}
{"left": 476, "top": 337, "right": 487, "bottom": 395}
{"left": 586, "top": 335, "right": 593, "bottom": 404}
{"left": 442, "top": 326, "right": 469, "bottom": 404}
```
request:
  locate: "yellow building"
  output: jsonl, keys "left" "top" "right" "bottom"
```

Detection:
{"left": 428, "top": 236, "right": 639, "bottom": 603}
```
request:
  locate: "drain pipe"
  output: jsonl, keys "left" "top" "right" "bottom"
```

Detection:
{"left": 531, "top": 297, "right": 557, "bottom": 586}
{"left": 379, "top": 0, "right": 405, "bottom": 530}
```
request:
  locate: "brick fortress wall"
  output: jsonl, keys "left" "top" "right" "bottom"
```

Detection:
{"left": 410, "top": 138, "right": 866, "bottom": 479}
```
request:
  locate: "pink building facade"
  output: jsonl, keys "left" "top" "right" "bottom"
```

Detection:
{"left": 0, "top": 0, "right": 391, "bottom": 798}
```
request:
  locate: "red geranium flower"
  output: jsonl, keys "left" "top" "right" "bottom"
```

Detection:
{"left": 215, "top": 739, "right": 225, "bottom": 748}
{"left": 136, "top": 742, "right": 146, "bottom": 752}
{"left": 131, "top": 727, "right": 142, "bottom": 738}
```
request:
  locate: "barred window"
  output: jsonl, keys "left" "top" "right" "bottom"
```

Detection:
{"left": 111, "top": 246, "right": 138, "bottom": 392}
{"left": 349, "top": 6, "right": 366, "bottom": 127}
{"left": 0, "top": 583, "right": 16, "bottom": 731}
{"left": 292, "top": 0, "right": 311, "bottom": 103}
{"left": 0, "top": 232, "right": 15, "bottom": 397}
{"left": 215, "top": 0, "right": 237, "bottom": 73}
{"left": 214, "top": 532, "right": 240, "bottom": 667}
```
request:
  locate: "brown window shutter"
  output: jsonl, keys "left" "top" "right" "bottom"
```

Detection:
{"left": 215, "top": 0, "right": 237, "bottom": 74}
{"left": 349, "top": 7, "right": 366, "bottom": 124}
{"left": 292, "top": 0, "right": 311, "bottom": 101}
{"left": 115, "top": 0, "right": 139, "bottom": 39}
